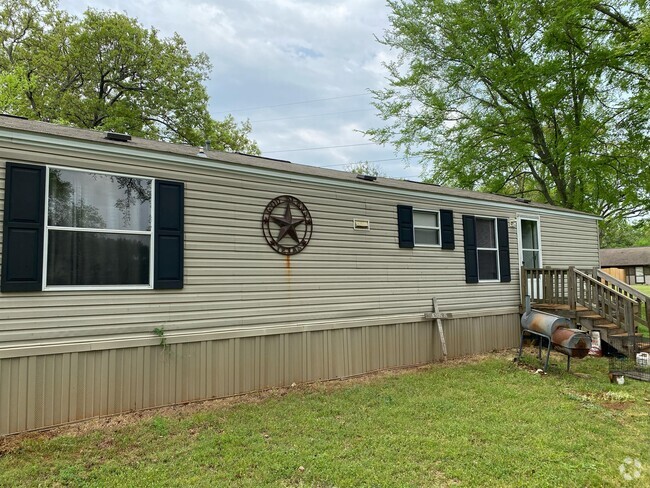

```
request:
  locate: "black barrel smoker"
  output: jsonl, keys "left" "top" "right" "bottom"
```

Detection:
{"left": 518, "top": 296, "right": 591, "bottom": 372}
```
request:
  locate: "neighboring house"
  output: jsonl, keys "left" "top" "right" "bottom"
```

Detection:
{"left": 600, "top": 247, "right": 650, "bottom": 285}
{"left": 0, "top": 116, "right": 601, "bottom": 435}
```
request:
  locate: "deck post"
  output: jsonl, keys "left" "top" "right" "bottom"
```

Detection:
{"left": 568, "top": 266, "right": 576, "bottom": 312}
{"left": 543, "top": 266, "right": 551, "bottom": 303}
{"left": 645, "top": 296, "right": 650, "bottom": 335}
{"left": 626, "top": 300, "right": 635, "bottom": 357}
{"left": 520, "top": 266, "right": 527, "bottom": 306}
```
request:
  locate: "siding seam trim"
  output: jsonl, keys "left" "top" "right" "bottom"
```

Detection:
{"left": 0, "top": 308, "right": 520, "bottom": 358}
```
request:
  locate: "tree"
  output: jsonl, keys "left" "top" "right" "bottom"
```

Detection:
{"left": 0, "top": 66, "right": 31, "bottom": 115}
{"left": 600, "top": 219, "right": 650, "bottom": 248}
{"left": 344, "top": 160, "right": 387, "bottom": 177}
{"left": 0, "top": 0, "right": 259, "bottom": 153}
{"left": 367, "top": 0, "right": 650, "bottom": 221}
{"left": 48, "top": 169, "right": 105, "bottom": 229}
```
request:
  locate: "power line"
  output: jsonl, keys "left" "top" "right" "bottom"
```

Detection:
{"left": 263, "top": 142, "right": 378, "bottom": 154}
{"left": 316, "top": 157, "right": 419, "bottom": 168}
{"left": 251, "top": 108, "right": 373, "bottom": 123}
{"left": 214, "top": 93, "right": 370, "bottom": 115}
{"left": 366, "top": 157, "right": 417, "bottom": 163}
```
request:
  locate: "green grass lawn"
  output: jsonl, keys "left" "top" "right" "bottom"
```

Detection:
{"left": 634, "top": 284, "right": 650, "bottom": 296}
{"left": 1, "top": 352, "right": 649, "bottom": 487}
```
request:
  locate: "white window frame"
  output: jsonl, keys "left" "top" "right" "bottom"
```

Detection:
{"left": 516, "top": 214, "right": 543, "bottom": 269}
{"left": 413, "top": 209, "right": 441, "bottom": 248}
{"left": 42, "top": 165, "right": 156, "bottom": 291}
{"left": 635, "top": 266, "right": 645, "bottom": 284}
{"left": 475, "top": 216, "right": 500, "bottom": 282}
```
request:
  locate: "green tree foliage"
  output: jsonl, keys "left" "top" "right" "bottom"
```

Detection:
{"left": 344, "top": 161, "right": 387, "bottom": 177}
{"left": 0, "top": 66, "right": 31, "bottom": 115}
{"left": 368, "top": 0, "right": 649, "bottom": 221}
{"left": 0, "top": 0, "right": 259, "bottom": 153}
{"left": 600, "top": 219, "right": 650, "bottom": 248}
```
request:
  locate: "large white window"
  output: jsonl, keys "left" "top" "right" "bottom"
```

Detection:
{"left": 413, "top": 210, "right": 440, "bottom": 246}
{"left": 45, "top": 167, "right": 153, "bottom": 288}
{"left": 476, "top": 217, "right": 499, "bottom": 281}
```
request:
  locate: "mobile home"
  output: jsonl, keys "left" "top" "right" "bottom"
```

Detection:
{"left": 0, "top": 116, "right": 600, "bottom": 435}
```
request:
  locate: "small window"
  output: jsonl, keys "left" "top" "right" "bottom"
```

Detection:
{"left": 476, "top": 217, "right": 499, "bottom": 281}
{"left": 46, "top": 167, "right": 153, "bottom": 288}
{"left": 413, "top": 210, "right": 440, "bottom": 246}
{"left": 635, "top": 266, "right": 645, "bottom": 284}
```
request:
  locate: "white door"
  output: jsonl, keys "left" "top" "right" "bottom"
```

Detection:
{"left": 518, "top": 217, "right": 543, "bottom": 299}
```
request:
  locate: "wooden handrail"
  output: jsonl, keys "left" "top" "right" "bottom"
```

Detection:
{"left": 597, "top": 268, "right": 650, "bottom": 330}
{"left": 573, "top": 268, "right": 640, "bottom": 336}
{"left": 574, "top": 269, "right": 637, "bottom": 304}
{"left": 597, "top": 269, "right": 650, "bottom": 301}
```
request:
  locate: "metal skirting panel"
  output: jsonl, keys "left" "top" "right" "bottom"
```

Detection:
{"left": 442, "top": 314, "right": 521, "bottom": 357}
{"left": 0, "top": 314, "right": 519, "bottom": 436}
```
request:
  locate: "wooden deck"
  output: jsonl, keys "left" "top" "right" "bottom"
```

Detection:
{"left": 531, "top": 303, "right": 588, "bottom": 312}
{"left": 521, "top": 267, "right": 650, "bottom": 358}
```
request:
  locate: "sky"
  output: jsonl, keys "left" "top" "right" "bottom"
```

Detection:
{"left": 57, "top": 0, "right": 422, "bottom": 180}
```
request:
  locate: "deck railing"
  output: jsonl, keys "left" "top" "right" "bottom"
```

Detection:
{"left": 519, "top": 267, "right": 570, "bottom": 305}
{"left": 573, "top": 268, "right": 636, "bottom": 335}
{"left": 597, "top": 269, "right": 650, "bottom": 331}
{"left": 521, "top": 266, "right": 650, "bottom": 339}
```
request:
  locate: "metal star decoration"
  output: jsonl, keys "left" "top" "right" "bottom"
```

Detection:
{"left": 261, "top": 195, "right": 313, "bottom": 255}
{"left": 271, "top": 201, "right": 305, "bottom": 243}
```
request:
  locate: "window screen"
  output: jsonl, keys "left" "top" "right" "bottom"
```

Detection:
{"left": 413, "top": 210, "right": 440, "bottom": 246}
{"left": 46, "top": 168, "right": 152, "bottom": 287}
{"left": 476, "top": 217, "right": 499, "bottom": 281}
{"left": 635, "top": 266, "right": 645, "bottom": 284}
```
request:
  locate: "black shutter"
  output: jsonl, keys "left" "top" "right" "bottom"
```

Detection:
{"left": 440, "top": 209, "right": 455, "bottom": 250}
{"left": 462, "top": 215, "right": 478, "bottom": 283}
{"left": 1, "top": 163, "right": 46, "bottom": 292}
{"left": 154, "top": 180, "right": 184, "bottom": 289}
{"left": 497, "top": 218, "right": 511, "bottom": 283}
{"left": 397, "top": 205, "right": 414, "bottom": 248}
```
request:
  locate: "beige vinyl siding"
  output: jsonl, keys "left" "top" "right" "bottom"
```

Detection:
{"left": 0, "top": 128, "right": 595, "bottom": 435}
{"left": 538, "top": 214, "right": 600, "bottom": 268}
{"left": 0, "top": 313, "right": 520, "bottom": 436}
{"left": 0, "top": 138, "right": 597, "bottom": 353}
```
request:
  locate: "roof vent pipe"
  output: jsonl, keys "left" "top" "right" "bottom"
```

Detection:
{"left": 205, "top": 140, "right": 211, "bottom": 151}
{"left": 356, "top": 174, "right": 377, "bottom": 182}
{"left": 105, "top": 131, "right": 131, "bottom": 142}
{"left": 196, "top": 146, "right": 207, "bottom": 158}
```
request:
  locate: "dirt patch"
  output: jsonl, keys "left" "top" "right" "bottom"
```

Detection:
{"left": 602, "top": 402, "right": 631, "bottom": 411}
{"left": 0, "top": 350, "right": 515, "bottom": 454}
{"left": 513, "top": 347, "right": 596, "bottom": 376}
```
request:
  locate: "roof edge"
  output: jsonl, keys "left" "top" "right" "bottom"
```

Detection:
{"left": 0, "top": 122, "right": 602, "bottom": 221}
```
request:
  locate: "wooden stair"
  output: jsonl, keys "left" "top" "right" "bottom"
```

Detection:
{"left": 521, "top": 267, "right": 650, "bottom": 361}
{"left": 529, "top": 303, "right": 647, "bottom": 355}
{"left": 530, "top": 303, "right": 587, "bottom": 312}
{"left": 577, "top": 310, "right": 624, "bottom": 343}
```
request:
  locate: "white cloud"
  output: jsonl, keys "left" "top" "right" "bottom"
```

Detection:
{"left": 57, "top": 0, "right": 419, "bottom": 179}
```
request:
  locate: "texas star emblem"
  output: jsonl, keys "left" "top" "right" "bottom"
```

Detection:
{"left": 261, "top": 195, "right": 313, "bottom": 255}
